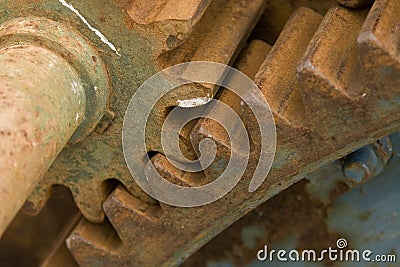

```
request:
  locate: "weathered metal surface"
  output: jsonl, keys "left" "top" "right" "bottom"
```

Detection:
{"left": 125, "top": 0, "right": 212, "bottom": 55}
{"left": 183, "top": 162, "right": 349, "bottom": 266}
{"left": 0, "top": 17, "right": 110, "bottom": 143}
{"left": 10, "top": 155, "right": 399, "bottom": 266}
{"left": 144, "top": 0, "right": 268, "bottom": 154}
{"left": 127, "top": 0, "right": 211, "bottom": 24}
{"left": 0, "top": 1, "right": 399, "bottom": 266}
{"left": 65, "top": 8, "right": 321, "bottom": 266}
{"left": 0, "top": 0, "right": 268, "bottom": 224}
{"left": 298, "top": 6, "right": 370, "bottom": 139}
{"left": 65, "top": 2, "right": 400, "bottom": 266}
{"left": 0, "top": 43, "right": 86, "bottom": 236}
{"left": 0, "top": 16, "right": 110, "bottom": 231}
{"left": 184, "top": 160, "right": 399, "bottom": 267}
{"left": 159, "top": 39, "right": 273, "bottom": 232}
{"left": 357, "top": 0, "right": 400, "bottom": 92}
{"left": 66, "top": 35, "right": 274, "bottom": 267}
{"left": 189, "top": 39, "right": 272, "bottom": 181}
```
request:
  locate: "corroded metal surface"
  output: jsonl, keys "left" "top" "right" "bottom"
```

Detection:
{"left": 0, "top": 44, "right": 86, "bottom": 236}
{"left": 0, "top": 0, "right": 399, "bottom": 266}
{"left": 145, "top": 0, "right": 268, "bottom": 153}
{"left": 65, "top": 2, "right": 400, "bottom": 266}
{"left": 184, "top": 160, "right": 399, "bottom": 267}
{"left": 0, "top": 17, "right": 110, "bottom": 143}
{"left": 67, "top": 34, "right": 275, "bottom": 267}
{"left": 0, "top": 0, "right": 269, "bottom": 223}
{"left": 0, "top": 16, "right": 110, "bottom": 235}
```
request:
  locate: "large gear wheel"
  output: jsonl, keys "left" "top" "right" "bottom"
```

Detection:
{"left": 0, "top": 0, "right": 399, "bottom": 266}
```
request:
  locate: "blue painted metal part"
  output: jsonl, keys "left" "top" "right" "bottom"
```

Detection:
{"left": 342, "top": 136, "right": 393, "bottom": 184}
{"left": 200, "top": 160, "right": 400, "bottom": 267}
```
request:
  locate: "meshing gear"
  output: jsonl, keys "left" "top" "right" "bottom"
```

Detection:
{"left": 0, "top": 0, "right": 399, "bottom": 266}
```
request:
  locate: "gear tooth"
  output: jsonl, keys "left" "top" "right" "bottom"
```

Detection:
{"left": 357, "top": 0, "right": 400, "bottom": 88}
{"left": 297, "top": 5, "right": 369, "bottom": 138}
{"left": 147, "top": 153, "right": 225, "bottom": 236}
{"left": 67, "top": 219, "right": 123, "bottom": 267}
{"left": 242, "top": 7, "right": 323, "bottom": 158}
{"left": 150, "top": 154, "right": 213, "bottom": 233}
{"left": 189, "top": 117, "right": 233, "bottom": 180}
{"left": 146, "top": 0, "right": 268, "bottom": 153}
{"left": 236, "top": 40, "right": 273, "bottom": 79}
{"left": 102, "top": 185, "right": 169, "bottom": 241}
{"left": 298, "top": 5, "right": 369, "bottom": 98}
{"left": 188, "top": 39, "right": 272, "bottom": 181}
{"left": 240, "top": 7, "right": 324, "bottom": 180}
{"left": 151, "top": 153, "right": 206, "bottom": 187}
{"left": 70, "top": 184, "right": 106, "bottom": 224}
{"left": 247, "top": 7, "right": 322, "bottom": 129}
{"left": 127, "top": 0, "right": 213, "bottom": 54}
{"left": 30, "top": 2, "right": 400, "bottom": 267}
{"left": 103, "top": 186, "right": 184, "bottom": 263}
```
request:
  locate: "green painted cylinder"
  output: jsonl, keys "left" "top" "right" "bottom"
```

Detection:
{"left": 0, "top": 44, "right": 86, "bottom": 235}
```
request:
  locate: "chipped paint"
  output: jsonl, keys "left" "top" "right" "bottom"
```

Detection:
{"left": 177, "top": 94, "right": 211, "bottom": 108}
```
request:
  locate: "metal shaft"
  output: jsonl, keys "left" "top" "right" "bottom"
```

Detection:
{"left": 0, "top": 44, "right": 86, "bottom": 235}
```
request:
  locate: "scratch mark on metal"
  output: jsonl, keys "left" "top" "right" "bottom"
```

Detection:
{"left": 58, "top": 0, "right": 121, "bottom": 56}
